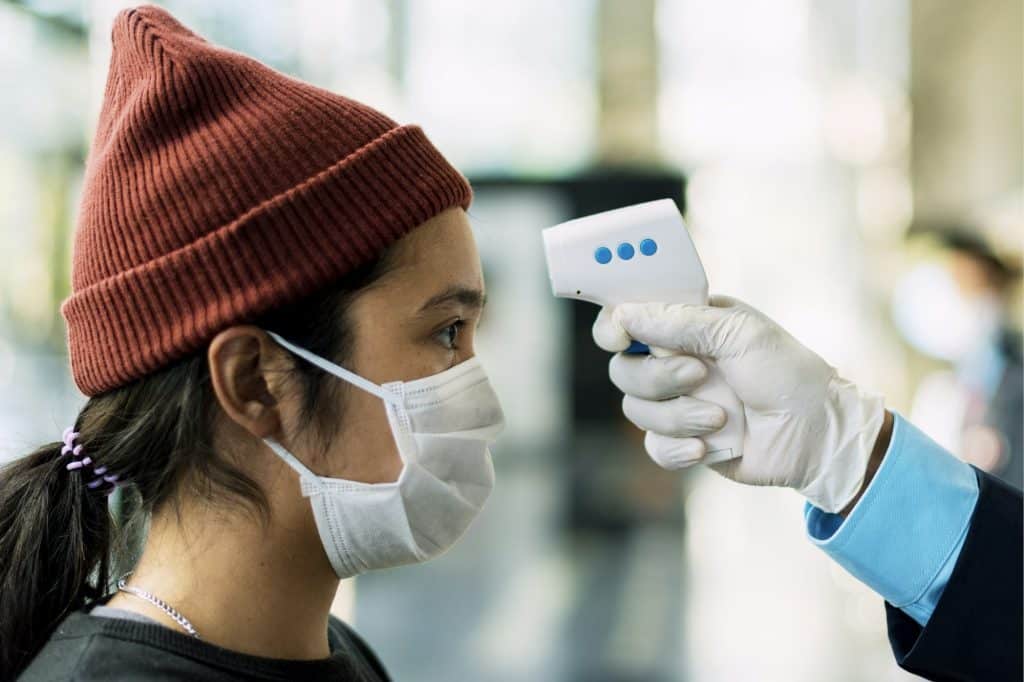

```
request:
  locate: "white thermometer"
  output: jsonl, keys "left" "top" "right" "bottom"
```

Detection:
{"left": 541, "top": 198, "right": 744, "bottom": 464}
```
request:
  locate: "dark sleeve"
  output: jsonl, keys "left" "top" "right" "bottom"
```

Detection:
{"left": 885, "top": 468, "right": 1022, "bottom": 681}
{"left": 988, "top": 352, "right": 1023, "bottom": 490}
{"left": 328, "top": 615, "right": 391, "bottom": 682}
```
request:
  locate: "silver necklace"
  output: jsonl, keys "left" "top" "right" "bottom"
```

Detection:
{"left": 116, "top": 577, "right": 201, "bottom": 639}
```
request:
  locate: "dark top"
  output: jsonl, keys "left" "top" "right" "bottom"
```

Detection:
{"left": 885, "top": 467, "right": 1023, "bottom": 681}
{"left": 18, "top": 604, "right": 390, "bottom": 681}
{"left": 989, "top": 328, "right": 1023, "bottom": 490}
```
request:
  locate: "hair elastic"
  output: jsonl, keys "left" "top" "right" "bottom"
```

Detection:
{"left": 61, "top": 426, "right": 122, "bottom": 496}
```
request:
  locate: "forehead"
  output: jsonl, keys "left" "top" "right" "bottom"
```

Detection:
{"left": 383, "top": 208, "right": 484, "bottom": 291}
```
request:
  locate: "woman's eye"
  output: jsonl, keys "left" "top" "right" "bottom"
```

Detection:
{"left": 437, "top": 320, "right": 465, "bottom": 350}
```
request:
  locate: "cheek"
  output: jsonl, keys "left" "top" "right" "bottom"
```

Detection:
{"left": 348, "top": 306, "right": 448, "bottom": 382}
{"left": 327, "top": 386, "right": 403, "bottom": 484}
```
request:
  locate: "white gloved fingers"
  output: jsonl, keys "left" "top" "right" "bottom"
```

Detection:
{"left": 609, "top": 352, "right": 708, "bottom": 400}
{"left": 644, "top": 431, "right": 705, "bottom": 470}
{"left": 707, "top": 455, "right": 742, "bottom": 480}
{"left": 622, "top": 393, "right": 727, "bottom": 438}
{"left": 592, "top": 306, "right": 632, "bottom": 352}
{"left": 613, "top": 302, "right": 735, "bottom": 357}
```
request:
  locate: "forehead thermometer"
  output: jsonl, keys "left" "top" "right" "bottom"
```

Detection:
{"left": 541, "top": 199, "right": 744, "bottom": 464}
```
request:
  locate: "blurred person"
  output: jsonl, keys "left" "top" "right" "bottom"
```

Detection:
{"left": 2, "top": 6, "right": 501, "bottom": 680}
{"left": 594, "top": 297, "right": 1023, "bottom": 682}
{"left": 894, "top": 226, "right": 1023, "bottom": 489}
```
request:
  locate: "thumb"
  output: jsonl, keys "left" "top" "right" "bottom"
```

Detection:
{"left": 592, "top": 306, "right": 632, "bottom": 352}
{"left": 613, "top": 301, "right": 736, "bottom": 357}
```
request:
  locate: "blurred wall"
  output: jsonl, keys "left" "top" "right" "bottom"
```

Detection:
{"left": 911, "top": 0, "right": 1023, "bottom": 232}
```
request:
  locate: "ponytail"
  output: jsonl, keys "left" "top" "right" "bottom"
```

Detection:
{"left": 0, "top": 241, "right": 395, "bottom": 679}
{"left": 0, "top": 435, "right": 113, "bottom": 680}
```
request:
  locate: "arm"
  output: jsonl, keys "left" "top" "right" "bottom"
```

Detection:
{"left": 807, "top": 412, "right": 1021, "bottom": 680}
{"left": 594, "top": 298, "right": 1024, "bottom": 680}
{"left": 839, "top": 409, "right": 893, "bottom": 517}
{"left": 884, "top": 469, "right": 1022, "bottom": 681}
{"left": 805, "top": 413, "right": 978, "bottom": 625}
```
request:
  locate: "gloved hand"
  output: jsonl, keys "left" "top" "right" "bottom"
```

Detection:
{"left": 593, "top": 295, "right": 887, "bottom": 513}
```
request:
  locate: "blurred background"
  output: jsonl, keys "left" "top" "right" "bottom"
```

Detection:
{"left": 1, "top": 0, "right": 1020, "bottom": 680}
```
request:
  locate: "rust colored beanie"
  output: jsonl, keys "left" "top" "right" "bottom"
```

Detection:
{"left": 60, "top": 5, "right": 472, "bottom": 397}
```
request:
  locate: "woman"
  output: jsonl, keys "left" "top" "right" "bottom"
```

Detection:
{"left": 1, "top": 5, "right": 503, "bottom": 680}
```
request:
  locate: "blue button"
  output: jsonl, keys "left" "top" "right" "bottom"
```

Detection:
{"left": 594, "top": 246, "right": 612, "bottom": 264}
{"left": 639, "top": 238, "right": 658, "bottom": 256}
{"left": 617, "top": 242, "right": 635, "bottom": 260}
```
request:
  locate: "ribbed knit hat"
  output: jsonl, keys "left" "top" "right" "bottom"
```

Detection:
{"left": 61, "top": 5, "right": 472, "bottom": 397}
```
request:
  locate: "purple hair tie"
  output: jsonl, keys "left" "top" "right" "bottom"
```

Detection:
{"left": 87, "top": 473, "right": 121, "bottom": 493}
{"left": 62, "top": 426, "right": 123, "bottom": 495}
{"left": 60, "top": 427, "right": 79, "bottom": 457}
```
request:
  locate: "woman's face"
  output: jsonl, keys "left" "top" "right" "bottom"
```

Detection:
{"left": 207, "top": 205, "right": 485, "bottom": 547}
{"left": 298, "top": 206, "right": 486, "bottom": 483}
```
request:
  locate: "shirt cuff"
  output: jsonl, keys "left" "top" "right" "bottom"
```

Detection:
{"left": 804, "top": 412, "right": 979, "bottom": 626}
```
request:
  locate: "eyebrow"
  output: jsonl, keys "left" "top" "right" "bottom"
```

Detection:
{"left": 416, "top": 285, "right": 487, "bottom": 314}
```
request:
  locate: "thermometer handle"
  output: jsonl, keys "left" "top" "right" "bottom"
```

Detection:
{"left": 626, "top": 344, "right": 744, "bottom": 463}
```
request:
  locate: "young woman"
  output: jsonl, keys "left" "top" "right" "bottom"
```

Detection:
{"left": 1, "top": 6, "right": 503, "bottom": 680}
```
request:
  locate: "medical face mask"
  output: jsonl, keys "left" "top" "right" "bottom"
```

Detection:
{"left": 892, "top": 263, "right": 1002, "bottom": 362}
{"left": 262, "top": 330, "right": 505, "bottom": 580}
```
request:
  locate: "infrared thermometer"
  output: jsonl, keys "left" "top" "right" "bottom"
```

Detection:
{"left": 541, "top": 199, "right": 744, "bottom": 464}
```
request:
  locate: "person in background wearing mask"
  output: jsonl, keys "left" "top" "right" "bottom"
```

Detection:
{"left": 593, "top": 295, "right": 1022, "bottom": 682}
{"left": 2, "top": 7, "right": 501, "bottom": 680}
{"left": 893, "top": 225, "right": 1023, "bottom": 490}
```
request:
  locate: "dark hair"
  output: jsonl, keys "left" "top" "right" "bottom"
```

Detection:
{"left": 939, "top": 229, "right": 1022, "bottom": 289}
{"left": 908, "top": 222, "right": 1023, "bottom": 288}
{"left": 0, "top": 251, "right": 395, "bottom": 680}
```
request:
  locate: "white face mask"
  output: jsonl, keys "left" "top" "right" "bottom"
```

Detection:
{"left": 262, "top": 330, "right": 505, "bottom": 580}
{"left": 892, "top": 263, "right": 1002, "bottom": 362}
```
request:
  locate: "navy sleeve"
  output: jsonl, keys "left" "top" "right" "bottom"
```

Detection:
{"left": 885, "top": 468, "right": 1022, "bottom": 681}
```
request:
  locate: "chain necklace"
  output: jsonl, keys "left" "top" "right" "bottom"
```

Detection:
{"left": 116, "top": 577, "right": 201, "bottom": 639}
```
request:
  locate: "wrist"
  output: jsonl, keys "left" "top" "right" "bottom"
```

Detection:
{"left": 839, "top": 409, "right": 893, "bottom": 517}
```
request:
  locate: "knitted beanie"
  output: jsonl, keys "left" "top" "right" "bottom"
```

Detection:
{"left": 60, "top": 5, "right": 472, "bottom": 397}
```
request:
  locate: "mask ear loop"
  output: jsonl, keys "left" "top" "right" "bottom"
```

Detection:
{"left": 264, "top": 330, "right": 403, "bottom": 406}
{"left": 264, "top": 436, "right": 320, "bottom": 484}
{"left": 263, "top": 330, "right": 412, "bottom": 482}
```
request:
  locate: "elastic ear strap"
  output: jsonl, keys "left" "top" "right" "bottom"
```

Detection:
{"left": 265, "top": 330, "right": 401, "bottom": 405}
{"left": 264, "top": 437, "right": 319, "bottom": 482}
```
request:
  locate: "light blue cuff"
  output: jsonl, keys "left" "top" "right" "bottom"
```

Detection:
{"left": 805, "top": 413, "right": 979, "bottom": 626}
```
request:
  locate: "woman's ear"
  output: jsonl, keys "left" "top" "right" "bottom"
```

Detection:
{"left": 207, "top": 327, "right": 290, "bottom": 440}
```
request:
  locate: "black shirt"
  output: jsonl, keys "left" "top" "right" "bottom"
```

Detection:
{"left": 18, "top": 605, "right": 391, "bottom": 681}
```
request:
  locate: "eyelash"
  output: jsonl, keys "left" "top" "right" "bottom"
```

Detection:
{"left": 437, "top": 320, "right": 466, "bottom": 350}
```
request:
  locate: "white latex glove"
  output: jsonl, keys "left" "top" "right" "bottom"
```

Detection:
{"left": 593, "top": 296, "right": 886, "bottom": 513}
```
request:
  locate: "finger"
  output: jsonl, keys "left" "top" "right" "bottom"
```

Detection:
{"left": 612, "top": 301, "right": 735, "bottom": 357}
{"left": 609, "top": 353, "right": 708, "bottom": 400}
{"left": 622, "top": 394, "right": 727, "bottom": 438}
{"left": 644, "top": 431, "right": 705, "bottom": 470}
{"left": 592, "top": 306, "right": 632, "bottom": 352}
